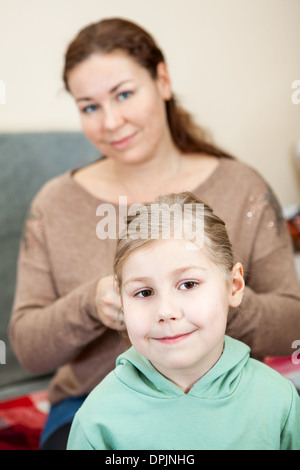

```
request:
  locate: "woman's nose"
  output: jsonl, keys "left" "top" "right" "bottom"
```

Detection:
{"left": 103, "top": 106, "right": 124, "bottom": 131}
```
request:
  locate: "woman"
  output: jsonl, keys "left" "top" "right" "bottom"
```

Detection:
{"left": 9, "top": 18, "right": 300, "bottom": 449}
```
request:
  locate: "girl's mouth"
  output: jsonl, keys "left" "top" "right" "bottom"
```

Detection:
{"left": 154, "top": 331, "right": 195, "bottom": 344}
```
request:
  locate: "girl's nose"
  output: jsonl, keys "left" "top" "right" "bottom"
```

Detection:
{"left": 158, "top": 312, "right": 177, "bottom": 323}
{"left": 157, "top": 300, "right": 182, "bottom": 323}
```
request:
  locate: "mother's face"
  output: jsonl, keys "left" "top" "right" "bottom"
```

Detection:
{"left": 67, "top": 51, "right": 172, "bottom": 165}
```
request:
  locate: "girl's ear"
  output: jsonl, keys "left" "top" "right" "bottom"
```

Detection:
{"left": 229, "top": 262, "right": 245, "bottom": 308}
{"left": 156, "top": 62, "right": 172, "bottom": 101}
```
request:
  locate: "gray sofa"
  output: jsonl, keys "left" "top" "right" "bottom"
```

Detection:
{"left": 0, "top": 132, "right": 98, "bottom": 397}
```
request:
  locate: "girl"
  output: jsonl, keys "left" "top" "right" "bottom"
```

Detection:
{"left": 67, "top": 192, "right": 300, "bottom": 450}
{"left": 10, "top": 18, "right": 300, "bottom": 449}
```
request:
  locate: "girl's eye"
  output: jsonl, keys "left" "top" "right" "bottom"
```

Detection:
{"left": 81, "top": 104, "right": 99, "bottom": 114}
{"left": 117, "top": 91, "right": 133, "bottom": 101}
{"left": 135, "top": 289, "right": 153, "bottom": 298}
{"left": 178, "top": 281, "right": 198, "bottom": 291}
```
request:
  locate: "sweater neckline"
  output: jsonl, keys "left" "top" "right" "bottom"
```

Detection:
{"left": 66, "top": 156, "right": 229, "bottom": 206}
{"left": 116, "top": 336, "right": 250, "bottom": 399}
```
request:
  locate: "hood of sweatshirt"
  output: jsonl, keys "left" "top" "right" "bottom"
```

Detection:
{"left": 115, "top": 335, "right": 250, "bottom": 399}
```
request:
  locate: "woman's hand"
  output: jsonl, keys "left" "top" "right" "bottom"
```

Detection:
{"left": 95, "top": 275, "right": 126, "bottom": 330}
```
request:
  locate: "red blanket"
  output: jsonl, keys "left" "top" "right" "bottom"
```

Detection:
{"left": 0, "top": 390, "right": 49, "bottom": 450}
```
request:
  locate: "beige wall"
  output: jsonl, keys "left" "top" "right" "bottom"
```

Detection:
{"left": 1, "top": 0, "right": 299, "bottom": 206}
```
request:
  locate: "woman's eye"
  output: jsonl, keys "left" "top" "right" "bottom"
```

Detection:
{"left": 135, "top": 289, "right": 153, "bottom": 298}
{"left": 81, "top": 104, "right": 99, "bottom": 114}
{"left": 179, "top": 281, "right": 198, "bottom": 291}
{"left": 117, "top": 91, "right": 132, "bottom": 101}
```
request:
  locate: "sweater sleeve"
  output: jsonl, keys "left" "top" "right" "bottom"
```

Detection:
{"left": 9, "top": 200, "right": 107, "bottom": 374}
{"left": 67, "top": 411, "right": 110, "bottom": 450}
{"left": 226, "top": 186, "right": 300, "bottom": 359}
{"left": 67, "top": 415, "right": 96, "bottom": 450}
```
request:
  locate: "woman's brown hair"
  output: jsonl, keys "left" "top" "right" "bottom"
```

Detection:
{"left": 63, "top": 17, "right": 234, "bottom": 159}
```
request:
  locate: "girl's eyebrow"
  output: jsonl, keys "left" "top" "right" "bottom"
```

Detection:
{"left": 123, "top": 266, "right": 207, "bottom": 287}
{"left": 76, "top": 79, "right": 134, "bottom": 103}
{"left": 172, "top": 266, "right": 208, "bottom": 275}
{"left": 123, "top": 276, "right": 151, "bottom": 288}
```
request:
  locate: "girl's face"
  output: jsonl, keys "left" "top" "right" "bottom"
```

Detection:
{"left": 67, "top": 51, "right": 172, "bottom": 165}
{"left": 121, "top": 239, "right": 244, "bottom": 392}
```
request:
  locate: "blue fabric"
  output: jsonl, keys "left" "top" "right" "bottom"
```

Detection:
{"left": 40, "top": 395, "right": 87, "bottom": 447}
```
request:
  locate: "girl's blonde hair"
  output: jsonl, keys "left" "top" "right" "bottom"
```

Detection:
{"left": 113, "top": 192, "right": 234, "bottom": 290}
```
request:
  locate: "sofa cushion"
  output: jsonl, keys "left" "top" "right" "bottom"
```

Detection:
{"left": 0, "top": 132, "right": 98, "bottom": 392}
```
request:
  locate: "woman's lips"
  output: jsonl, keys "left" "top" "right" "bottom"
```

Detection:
{"left": 110, "top": 132, "right": 136, "bottom": 150}
{"left": 154, "top": 331, "right": 195, "bottom": 345}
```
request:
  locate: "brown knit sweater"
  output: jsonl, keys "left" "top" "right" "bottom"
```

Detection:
{"left": 9, "top": 158, "right": 300, "bottom": 404}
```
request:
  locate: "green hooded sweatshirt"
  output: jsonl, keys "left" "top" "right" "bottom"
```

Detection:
{"left": 67, "top": 336, "right": 300, "bottom": 450}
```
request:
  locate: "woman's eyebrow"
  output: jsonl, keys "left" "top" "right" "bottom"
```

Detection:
{"left": 76, "top": 97, "right": 93, "bottom": 103}
{"left": 76, "top": 79, "right": 134, "bottom": 102}
{"left": 110, "top": 79, "right": 134, "bottom": 94}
